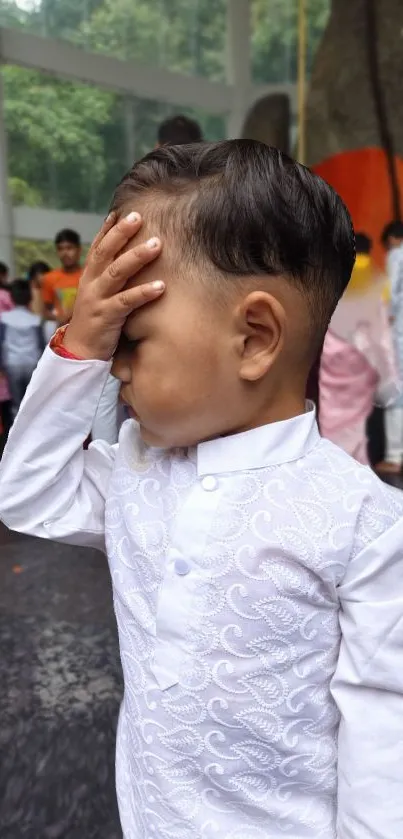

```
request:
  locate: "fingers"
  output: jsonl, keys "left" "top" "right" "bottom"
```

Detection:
{"left": 112, "top": 280, "right": 165, "bottom": 315}
{"left": 98, "top": 237, "right": 162, "bottom": 295}
{"left": 86, "top": 211, "right": 117, "bottom": 263}
{"left": 88, "top": 211, "right": 144, "bottom": 274}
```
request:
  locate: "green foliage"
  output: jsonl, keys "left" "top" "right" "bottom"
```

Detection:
{"left": 14, "top": 239, "right": 57, "bottom": 276}
{"left": 0, "top": 0, "right": 330, "bottom": 272}
{"left": 251, "top": 0, "right": 330, "bottom": 83}
{"left": 9, "top": 177, "right": 42, "bottom": 207}
{"left": 4, "top": 66, "right": 115, "bottom": 211}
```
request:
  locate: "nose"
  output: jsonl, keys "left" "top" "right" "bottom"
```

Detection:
{"left": 111, "top": 350, "right": 131, "bottom": 383}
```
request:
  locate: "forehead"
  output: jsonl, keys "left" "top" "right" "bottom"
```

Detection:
{"left": 119, "top": 191, "right": 184, "bottom": 246}
{"left": 118, "top": 194, "right": 240, "bottom": 325}
{"left": 120, "top": 194, "right": 202, "bottom": 287}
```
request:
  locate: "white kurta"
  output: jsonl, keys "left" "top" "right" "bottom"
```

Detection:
{"left": 1, "top": 348, "right": 403, "bottom": 839}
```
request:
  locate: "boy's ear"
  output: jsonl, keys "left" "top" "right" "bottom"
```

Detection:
{"left": 236, "top": 290, "right": 285, "bottom": 382}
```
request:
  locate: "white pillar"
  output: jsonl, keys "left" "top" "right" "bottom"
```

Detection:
{"left": 226, "top": 0, "right": 252, "bottom": 139}
{"left": 0, "top": 69, "right": 14, "bottom": 276}
{"left": 124, "top": 96, "right": 137, "bottom": 167}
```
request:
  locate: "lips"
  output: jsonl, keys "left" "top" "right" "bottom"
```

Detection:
{"left": 120, "top": 390, "right": 139, "bottom": 421}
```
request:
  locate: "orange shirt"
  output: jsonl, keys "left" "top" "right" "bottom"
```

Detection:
{"left": 41, "top": 268, "right": 83, "bottom": 322}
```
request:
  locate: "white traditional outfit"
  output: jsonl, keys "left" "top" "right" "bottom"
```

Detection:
{"left": 1, "top": 347, "right": 403, "bottom": 839}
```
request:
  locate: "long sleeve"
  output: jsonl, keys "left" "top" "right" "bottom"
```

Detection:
{"left": 0, "top": 346, "right": 117, "bottom": 552}
{"left": 331, "top": 518, "right": 403, "bottom": 837}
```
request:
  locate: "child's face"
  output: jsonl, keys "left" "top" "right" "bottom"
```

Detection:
{"left": 112, "top": 244, "right": 245, "bottom": 448}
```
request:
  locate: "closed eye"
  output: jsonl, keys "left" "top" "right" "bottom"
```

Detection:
{"left": 126, "top": 338, "right": 142, "bottom": 350}
{"left": 117, "top": 333, "right": 142, "bottom": 353}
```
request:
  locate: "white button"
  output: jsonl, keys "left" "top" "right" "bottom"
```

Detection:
{"left": 201, "top": 475, "right": 217, "bottom": 491}
{"left": 174, "top": 558, "right": 190, "bottom": 576}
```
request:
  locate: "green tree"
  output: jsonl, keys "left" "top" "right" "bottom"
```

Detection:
{"left": 3, "top": 66, "right": 117, "bottom": 212}
{"left": 251, "top": 0, "right": 331, "bottom": 83}
{"left": 0, "top": 0, "right": 330, "bottom": 273}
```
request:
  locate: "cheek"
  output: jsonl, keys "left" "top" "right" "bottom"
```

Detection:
{"left": 130, "top": 335, "right": 223, "bottom": 413}
{"left": 129, "top": 341, "right": 182, "bottom": 404}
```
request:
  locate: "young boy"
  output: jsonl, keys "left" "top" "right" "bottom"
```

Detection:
{"left": 319, "top": 233, "right": 397, "bottom": 463}
{"left": 41, "top": 228, "right": 83, "bottom": 326}
{"left": 0, "top": 278, "right": 45, "bottom": 417}
{"left": 27, "top": 260, "right": 55, "bottom": 343}
{"left": 1, "top": 141, "right": 403, "bottom": 839}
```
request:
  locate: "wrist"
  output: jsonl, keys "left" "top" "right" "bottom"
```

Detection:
{"left": 49, "top": 326, "right": 84, "bottom": 360}
{"left": 61, "top": 325, "right": 113, "bottom": 362}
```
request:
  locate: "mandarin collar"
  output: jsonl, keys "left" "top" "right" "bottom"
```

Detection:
{"left": 196, "top": 402, "right": 319, "bottom": 476}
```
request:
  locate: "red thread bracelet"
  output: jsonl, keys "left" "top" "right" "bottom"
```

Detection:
{"left": 49, "top": 326, "right": 85, "bottom": 361}
{"left": 53, "top": 345, "right": 84, "bottom": 361}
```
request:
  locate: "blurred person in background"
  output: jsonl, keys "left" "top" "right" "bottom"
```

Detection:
{"left": 41, "top": 229, "right": 82, "bottom": 325}
{"left": 0, "top": 266, "right": 12, "bottom": 310}
{"left": 320, "top": 233, "right": 397, "bottom": 464}
{"left": 0, "top": 261, "right": 9, "bottom": 288}
{"left": 27, "top": 260, "right": 55, "bottom": 343}
{"left": 156, "top": 114, "right": 203, "bottom": 146}
{"left": 306, "top": 351, "right": 321, "bottom": 417}
{"left": 376, "top": 221, "right": 403, "bottom": 473}
{"left": 0, "top": 279, "right": 45, "bottom": 419}
{"left": 28, "top": 260, "right": 51, "bottom": 316}
{"left": 382, "top": 220, "right": 403, "bottom": 294}
{"left": 0, "top": 263, "right": 13, "bottom": 437}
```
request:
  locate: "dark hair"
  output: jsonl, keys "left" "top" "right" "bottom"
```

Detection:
{"left": 381, "top": 220, "right": 403, "bottom": 246}
{"left": 157, "top": 115, "right": 203, "bottom": 146}
{"left": 0, "top": 260, "right": 8, "bottom": 289}
{"left": 355, "top": 233, "right": 372, "bottom": 255}
{"left": 10, "top": 279, "right": 32, "bottom": 307}
{"left": 27, "top": 260, "right": 51, "bottom": 282}
{"left": 111, "top": 140, "right": 355, "bottom": 344}
{"left": 55, "top": 229, "right": 81, "bottom": 247}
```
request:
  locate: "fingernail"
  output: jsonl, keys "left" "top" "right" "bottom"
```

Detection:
{"left": 146, "top": 237, "right": 160, "bottom": 249}
{"left": 151, "top": 281, "right": 164, "bottom": 290}
{"left": 105, "top": 211, "right": 115, "bottom": 222}
{"left": 126, "top": 211, "right": 140, "bottom": 223}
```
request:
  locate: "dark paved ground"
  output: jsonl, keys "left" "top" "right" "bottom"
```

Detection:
{"left": 0, "top": 524, "right": 123, "bottom": 839}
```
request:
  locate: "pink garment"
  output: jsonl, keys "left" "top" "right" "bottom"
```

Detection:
{"left": 320, "top": 331, "right": 378, "bottom": 464}
{"left": 0, "top": 288, "right": 13, "bottom": 402}
{"left": 0, "top": 288, "right": 12, "bottom": 314}
{"left": 320, "top": 286, "right": 398, "bottom": 464}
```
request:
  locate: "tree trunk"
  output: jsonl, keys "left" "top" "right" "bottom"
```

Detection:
{"left": 306, "top": 0, "right": 403, "bottom": 166}
{"left": 241, "top": 94, "right": 290, "bottom": 155}
{"left": 305, "top": 0, "right": 403, "bottom": 262}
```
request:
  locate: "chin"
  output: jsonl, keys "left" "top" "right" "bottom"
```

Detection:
{"left": 138, "top": 423, "right": 171, "bottom": 449}
{"left": 138, "top": 421, "right": 196, "bottom": 450}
